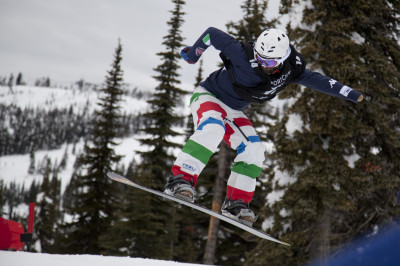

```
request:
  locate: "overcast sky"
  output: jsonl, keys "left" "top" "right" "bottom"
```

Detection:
{"left": 0, "top": 0, "right": 280, "bottom": 92}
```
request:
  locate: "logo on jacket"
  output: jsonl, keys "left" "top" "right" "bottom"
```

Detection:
{"left": 329, "top": 79, "right": 337, "bottom": 88}
{"left": 195, "top": 47, "right": 205, "bottom": 56}
{"left": 296, "top": 56, "right": 302, "bottom": 65}
{"left": 340, "top": 86, "right": 353, "bottom": 97}
{"left": 202, "top": 34, "right": 211, "bottom": 46}
{"left": 270, "top": 70, "right": 292, "bottom": 89}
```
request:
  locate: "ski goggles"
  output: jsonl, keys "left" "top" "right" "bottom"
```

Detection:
{"left": 254, "top": 46, "right": 292, "bottom": 68}
{"left": 255, "top": 53, "right": 280, "bottom": 68}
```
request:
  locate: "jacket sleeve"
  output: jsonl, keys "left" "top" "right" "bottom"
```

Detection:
{"left": 185, "top": 27, "right": 241, "bottom": 63}
{"left": 294, "top": 69, "right": 363, "bottom": 103}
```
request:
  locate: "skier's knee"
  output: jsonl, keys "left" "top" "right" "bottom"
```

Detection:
{"left": 196, "top": 116, "right": 225, "bottom": 133}
{"left": 237, "top": 141, "right": 265, "bottom": 167}
{"left": 252, "top": 142, "right": 265, "bottom": 166}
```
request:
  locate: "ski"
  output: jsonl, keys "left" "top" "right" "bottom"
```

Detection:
{"left": 107, "top": 172, "right": 290, "bottom": 246}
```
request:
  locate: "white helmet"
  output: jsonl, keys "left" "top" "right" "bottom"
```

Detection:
{"left": 254, "top": 29, "right": 291, "bottom": 61}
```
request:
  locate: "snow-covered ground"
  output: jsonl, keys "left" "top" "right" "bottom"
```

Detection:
{"left": 0, "top": 138, "right": 144, "bottom": 194}
{"left": 0, "top": 84, "right": 148, "bottom": 188}
{"left": 0, "top": 84, "right": 148, "bottom": 114}
{"left": 0, "top": 251, "right": 204, "bottom": 266}
{"left": 0, "top": 83, "right": 193, "bottom": 222}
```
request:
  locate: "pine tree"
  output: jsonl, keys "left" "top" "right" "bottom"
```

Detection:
{"left": 139, "top": 0, "right": 187, "bottom": 177}
{"left": 28, "top": 150, "right": 35, "bottom": 174}
{"left": 246, "top": 1, "right": 400, "bottom": 265}
{"left": 62, "top": 40, "right": 125, "bottom": 254}
{"left": 36, "top": 162, "right": 61, "bottom": 253}
{"left": 7, "top": 73, "right": 14, "bottom": 92}
{"left": 226, "top": 0, "right": 272, "bottom": 42}
{"left": 16, "top": 72, "right": 24, "bottom": 85}
{"left": 25, "top": 181, "right": 39, "bottom": 206}
{"left": 4, "top": 182, "right": 22, "bottom": 220}
{"left": 101, "top": 0, "right": 187, "bottom": 260}
{"left": 45, "top": 77, "right": 51, "bottom": 87}
{"left": 99, "top": 164, "right": 139, "bottom": 257}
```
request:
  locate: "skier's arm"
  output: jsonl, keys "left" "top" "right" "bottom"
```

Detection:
{"left": 181, "top": 27, "right": 239, "bottom": 64}
{"left": 294, "top": 69, "right": 364, "bottom": 103}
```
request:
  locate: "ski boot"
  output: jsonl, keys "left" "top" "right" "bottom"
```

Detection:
{"left": 221, "top": 198, "right": 257, "bottom": 227}
{"left": 164, "top": 174, "right": 195, "bottom": 203}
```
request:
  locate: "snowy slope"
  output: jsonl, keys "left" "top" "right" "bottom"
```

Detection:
{"left": 0, "top": 84, "right": 148, "bottom": 114}
{"left": 0, "top": 138, "right": 144, "bottom": 195}
{"left": 0, "top": 84, "right": 148, "bottom": 189}
{"left": 0, "top": 251, "right": 204, "bottom": 266}
{"left": 0, "top": 83, "right": 192, "bottom": 222}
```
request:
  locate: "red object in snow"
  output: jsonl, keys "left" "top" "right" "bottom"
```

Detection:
{"left": 0, "top": 203, "right": 36, "bottom": 251}
{"left": 0, "top": 217, "right": 24, "bottom": 250}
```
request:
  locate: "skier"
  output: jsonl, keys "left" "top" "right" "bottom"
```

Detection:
{"left": 164, "top": 27, "right": 363, "bottom": 226}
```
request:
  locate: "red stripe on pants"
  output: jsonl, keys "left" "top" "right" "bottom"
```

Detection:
{"left": 223, "top": 123, "right": 235, "bottom": 147}
{"left": 226, "top": 185, "right": 254, "bottom": 203}
{"left": 233, "top": 117, "right": 253, "bottom": 127}
{"left": 172, "top": 165, "right": 198, "bottom": 186}
{"left": 196, "top": 102, "right": 227, "bottom": 127}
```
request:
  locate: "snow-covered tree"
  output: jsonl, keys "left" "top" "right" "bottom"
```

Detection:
{"left": 36, "top": 163, "right": 61, "bottom": 253}
{"left": 62, "top": 40, "right": 125, "bottom": 254}
{"left": 102, "top": 0, "right": 188, "bottom": 260}
{"left": 247, "top": 1, "right": 400, "bottom": 264}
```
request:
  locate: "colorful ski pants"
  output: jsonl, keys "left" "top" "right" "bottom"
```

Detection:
{"left": 172, "top": 86, "right": 265, "bottom": 203}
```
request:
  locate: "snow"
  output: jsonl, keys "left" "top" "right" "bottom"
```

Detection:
{"left": 0, "top": 136, "right": 147, "bottom": 193}
{"left": 343, "top": 152, "right": 361, "bottom": 168}
{"left": 370, "top": 147, "right": 380, "bottom": 155}
{"left": 0, "top": 251, "right": 203, "bottom": 266}
{"left": 279, "top": 208, "right": 291, "bottom": 217}
{"left": 332, "top": 182, "right": 340, "bottom": 191}
{"left": 273, "top": 168, "right": 297, "bottom": 187}
{"left": 114, "top": 137, "right": 144, "bottom": 165}
{"left": 265, "top": 166, "right": 297, "bottom": 214}
{"left": 0, "top": 85, "right": 148, "bottom": 114}
{"left": 1, "top": 142, "right": 82, "bottom": 192}
{"left": 320, "top": 135, "right": 330, "bottom": 150}
{"left": 285, "top": 113, "right": 306, "bottom": 138}
{"left": 278, "top": 0, "right": 314, "bottom": 31}
{"left": 262, "top": 216, "right": 275, "bottom": 231}
{"left": 266, "top": 189, "right": 285, "bottom": 205}
{"left": 263, "top": 141, "right": 275, "bottom": 154}
{"left": 0, "top": 83, "right": 154, "bottom": 222}
{"left": 351, "top": 32, "right": 365, "bottom": 45}
{"left": 0, "top": 83, "right": 148, "bottom": 181}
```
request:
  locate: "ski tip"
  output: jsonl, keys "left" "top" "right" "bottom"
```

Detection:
{"left": 106, "top": 172, "right": 117, "bottom": 178}
{"left": 106, "top": 172, "right": 135, "bottom": 186}
{"left": 266, "top": 236, "right": 290, "bottom": 246}
{"left": 107, "top": 172, "right": 124, "bottom": 181}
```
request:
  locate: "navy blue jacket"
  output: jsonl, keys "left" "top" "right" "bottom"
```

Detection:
{"left": 185, "top": 27, "right": 362, "bottom": 110}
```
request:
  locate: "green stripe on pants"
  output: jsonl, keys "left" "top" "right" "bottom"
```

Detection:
{"left": 231, "top": 162, "right": 262, "bottom": 179}
{"left": 189, "top": 92, "right": 216, "bottom": 106}
{"left": 182, "top": 139, "right": 213, "bottom": 165}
